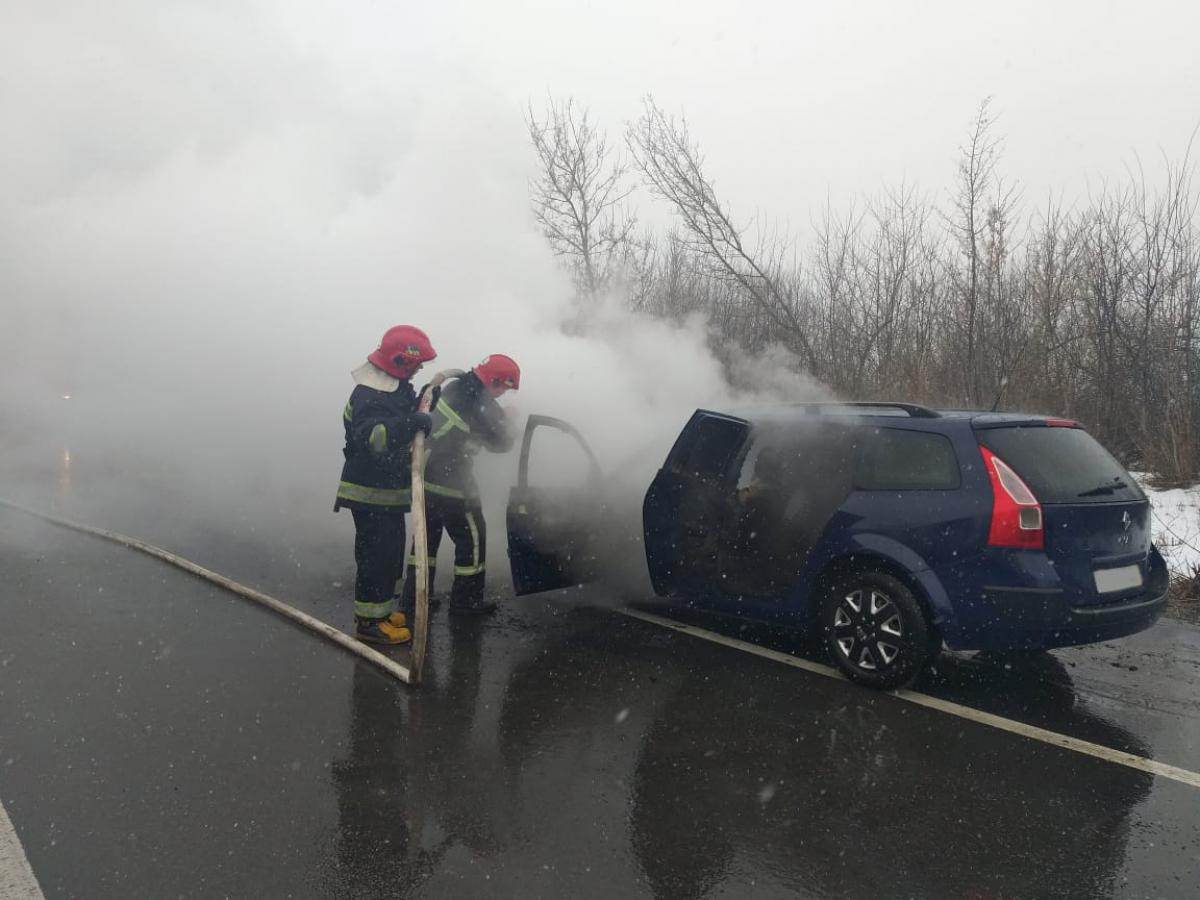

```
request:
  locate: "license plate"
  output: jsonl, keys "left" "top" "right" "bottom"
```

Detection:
{"left": 1094, "top": 564, "right": 1143, "bottom": 594}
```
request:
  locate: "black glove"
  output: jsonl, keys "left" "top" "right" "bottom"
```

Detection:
{"left": 412, "top": 412, "right": 433, "bottom": 437}
{"left": 419, "top": 383, "right": 442, "bottom": 410}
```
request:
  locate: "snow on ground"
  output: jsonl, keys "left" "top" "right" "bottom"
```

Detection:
{"left": 1134, "top": 473, "right": 1200, "bottom": 577}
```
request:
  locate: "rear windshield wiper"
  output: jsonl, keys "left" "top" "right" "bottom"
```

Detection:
{"left": 1077, "top": 479, "right": 1128, "bottom": 497}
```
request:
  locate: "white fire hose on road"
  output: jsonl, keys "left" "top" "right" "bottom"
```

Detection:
{"left": 0, "top": 368, "right": 466, "bottom": 687}
{"left": 0, "top": 495, "right": 415, "bottom": 682}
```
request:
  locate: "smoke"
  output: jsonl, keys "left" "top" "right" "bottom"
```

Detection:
{"left": 0, "top": 2, "right": 828, "bottom": 592}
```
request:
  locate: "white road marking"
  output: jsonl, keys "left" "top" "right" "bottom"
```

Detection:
{"left": 0, "top": 796, "right": 46, "bottom": 900}
{"left": 618, "top": 607, "right": 1200, "bottom": 791}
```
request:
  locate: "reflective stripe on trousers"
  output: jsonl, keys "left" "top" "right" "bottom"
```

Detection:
{"left": 354, "top": 599, "right": 393, "bottom": 619}
{"left": 455, "top": 511, "right": 485, "bottom": 576}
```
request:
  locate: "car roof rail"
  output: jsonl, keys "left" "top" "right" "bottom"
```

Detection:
{"left": 790, "top": 401, "right": 942, "bottom": 418}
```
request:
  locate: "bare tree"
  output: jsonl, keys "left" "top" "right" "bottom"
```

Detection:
{"left": 1016, "top": 199, "right": 1086, "bottom": 415}
{"left": 859, "top": 184, "right": 942, "bottom": 397}
{"left": 527, "top": 97, "right": 635, "bottom": 298}
{"left": 626, "top": 96, "right": 820, "bottom": 376}
{"left": 809, "top": 198, "right": 862, "bottom": 393}
{"left": 946, "top": 98, "right": 1018, "bottom": 405}
{"left": 1130, "top": 149, "right": 1200, "bottom": 480}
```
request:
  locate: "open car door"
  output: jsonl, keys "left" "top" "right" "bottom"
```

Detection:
{"left": 507, "top": 414, "right": 605, "bottom": 595}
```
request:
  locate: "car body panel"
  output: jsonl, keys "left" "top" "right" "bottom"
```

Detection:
{"left": 512, "top": 404, "right": 1167, "bottom": 654}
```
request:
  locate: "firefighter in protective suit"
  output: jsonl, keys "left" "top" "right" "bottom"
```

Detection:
{"left": 401, "top": 354, "right": 520, "bottom": 616}
{"left": 334, "top": 325, "right": 437, "bottom": 645}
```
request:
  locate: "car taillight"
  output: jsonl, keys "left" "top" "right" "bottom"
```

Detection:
{"left": 980, "top": 446, "right": 1044, "bottom": 549}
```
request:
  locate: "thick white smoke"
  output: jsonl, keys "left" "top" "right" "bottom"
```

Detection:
{"left": 0, "top": 2, "right": 826, "bottom": 589}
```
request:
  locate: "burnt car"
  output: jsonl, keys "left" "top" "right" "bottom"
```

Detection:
{"left": 506, "top": 404, "right": 1168, "bottom": 689}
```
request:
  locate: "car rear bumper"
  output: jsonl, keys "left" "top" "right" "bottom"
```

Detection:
{"left": 953, "top": 584, "right": 1168, "bottom": 650}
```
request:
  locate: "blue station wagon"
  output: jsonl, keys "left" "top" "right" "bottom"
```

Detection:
{"left": 506, "top": 403, "right": 1169, "bottom": 689}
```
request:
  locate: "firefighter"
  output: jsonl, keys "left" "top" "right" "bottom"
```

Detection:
{"left": 334, "top": 325, "right": 437, "bottom": 645}
{"left": 401, "top": 354, "right": 520, "bottom": 616}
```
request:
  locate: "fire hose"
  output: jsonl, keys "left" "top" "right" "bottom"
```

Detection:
{"left": 407, "top": 368, "right": 465, "bottom": 682}
{"left": 0, "top": 368, "right": 467, "bottom": 687}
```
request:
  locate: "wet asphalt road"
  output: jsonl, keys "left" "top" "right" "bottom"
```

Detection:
{"left": 3, "top": 478, "right": 1200, "bottom": 897}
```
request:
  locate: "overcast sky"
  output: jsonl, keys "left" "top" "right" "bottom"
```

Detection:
{"left": 272, "top": 0, "right": 1200, "bottom": 218}
{"left": 7, "top": 1, "right": 1199, "bottom": 216}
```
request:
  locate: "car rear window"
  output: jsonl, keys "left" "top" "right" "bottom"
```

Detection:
{"left": 976, "top": 426, "right": 1145, "bottom": 504}
{"left": 855, "top": 428, "right": 960, "bottom": 490}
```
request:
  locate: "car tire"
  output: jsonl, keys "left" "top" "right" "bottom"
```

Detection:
{"left": 821, "top": 569, "right": 934, "bottom": 690}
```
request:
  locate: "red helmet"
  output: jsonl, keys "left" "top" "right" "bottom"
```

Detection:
{"left": 473, "top": 354, "right": 521, "bottom": 396}
{"left": 367, "top": 325, "right": 437, "bottom": 379}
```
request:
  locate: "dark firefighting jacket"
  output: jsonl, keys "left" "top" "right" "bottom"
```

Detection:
{"left": 334, "top": 382, "right": 426, "bottom": 512}
{"left": 423, "top": 372, "right": 514, "bottom": 501}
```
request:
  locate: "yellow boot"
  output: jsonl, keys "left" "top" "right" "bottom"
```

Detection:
{"left": 355, "top": 616, "right": 412, "bottom": 645}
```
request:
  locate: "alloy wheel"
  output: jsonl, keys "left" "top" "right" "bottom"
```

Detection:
{"left": 831, "top": 588, "right": 904, "bottom": 672}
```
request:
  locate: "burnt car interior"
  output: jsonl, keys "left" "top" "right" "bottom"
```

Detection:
{"left": 717, "top": 422, "right": 857, "bottom": 598}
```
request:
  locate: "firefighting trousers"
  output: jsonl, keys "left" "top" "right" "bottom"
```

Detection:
{"left": 400, "top": 495, "right": 487, "bottom": 610}
{"left": 350, "top": 508, "right": 406, "bottom": 621}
